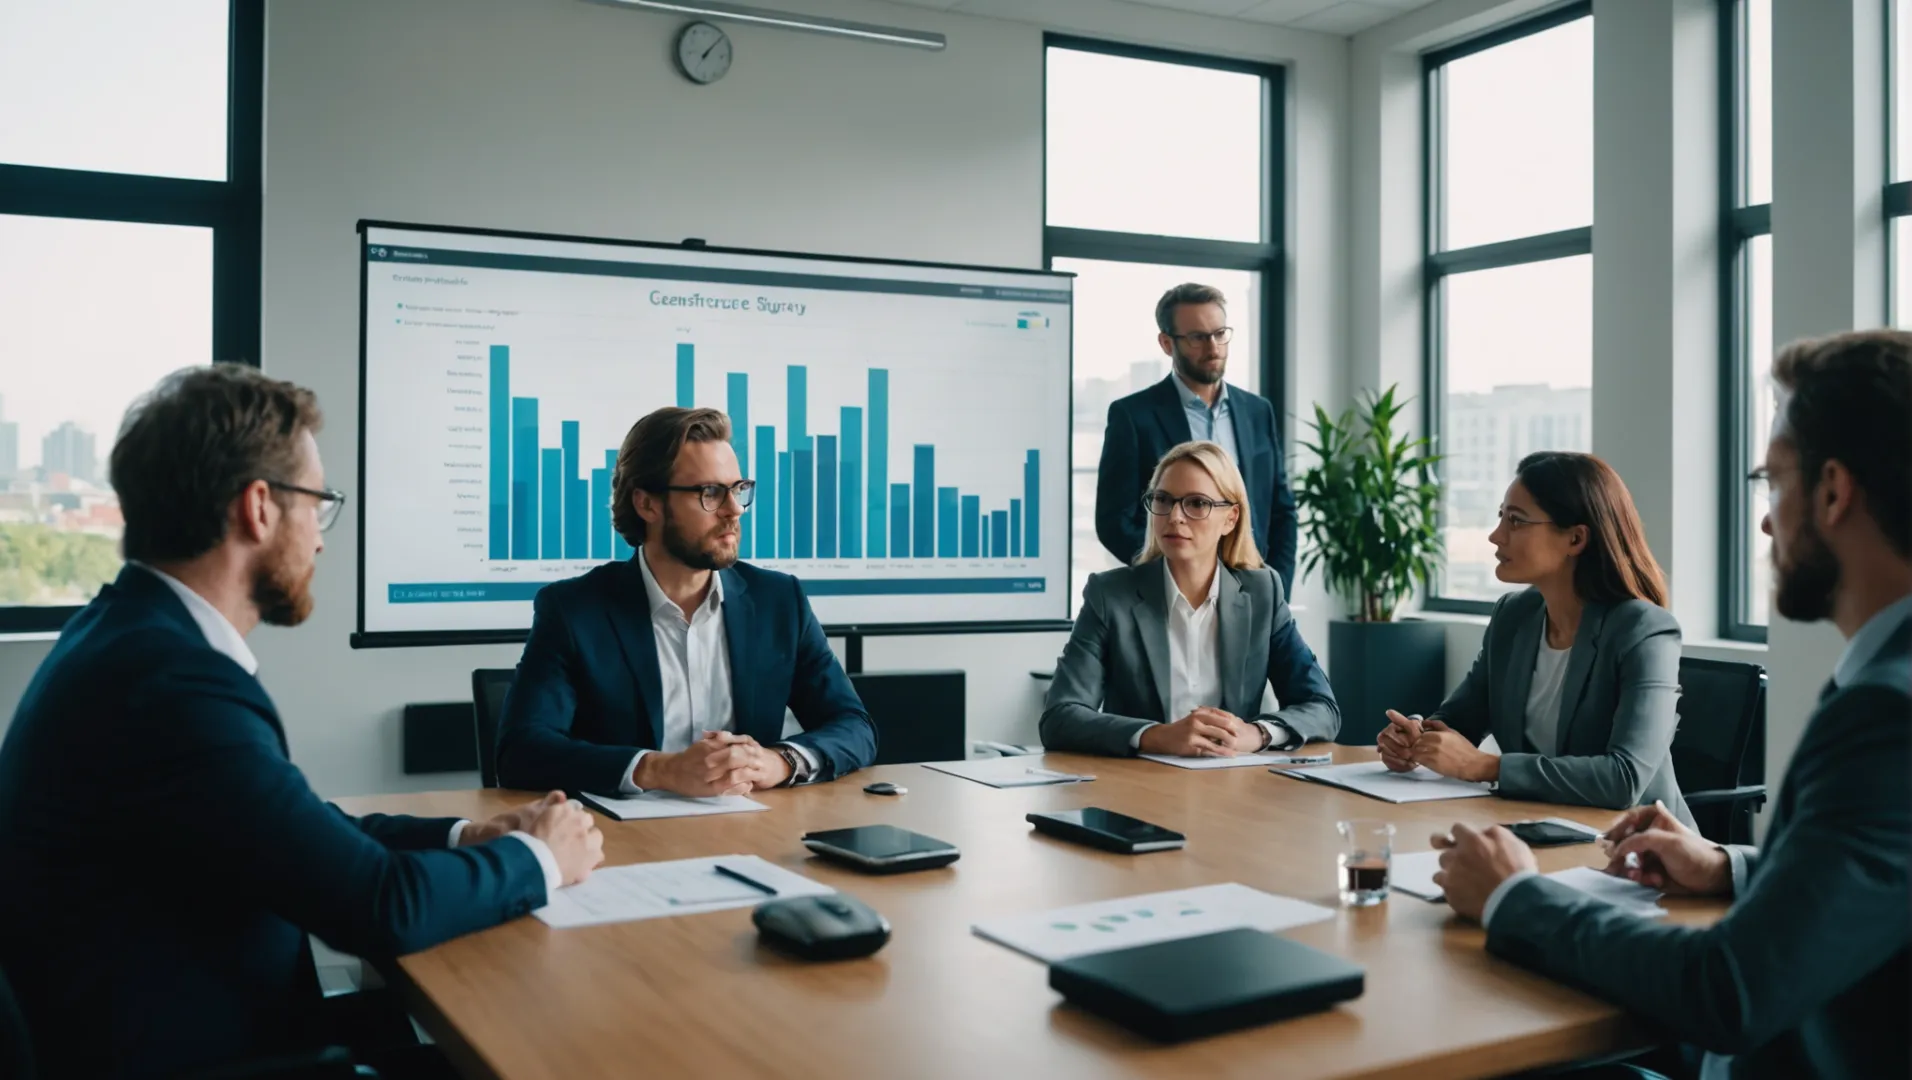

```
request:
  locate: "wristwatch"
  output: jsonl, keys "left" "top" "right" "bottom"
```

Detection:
{"left": 772, "top": 744, "right": 809, "bottom": 787}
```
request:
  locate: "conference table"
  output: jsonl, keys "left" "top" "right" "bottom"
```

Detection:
{"left": 336, "top": 746, "right": 1726, "bottom": 1080}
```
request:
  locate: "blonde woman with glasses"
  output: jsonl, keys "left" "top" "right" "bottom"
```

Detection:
{"left": 1042, "top": 441, "right": 1340, "bottom": 758}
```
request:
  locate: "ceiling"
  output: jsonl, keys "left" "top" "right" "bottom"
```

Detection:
{"left": 879, "top": 0, "right": 1444, "bottom": 37}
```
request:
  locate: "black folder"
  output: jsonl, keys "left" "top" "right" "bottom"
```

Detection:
{"left": 1048, "top": 927, "right": 1364, "bottom": 1042}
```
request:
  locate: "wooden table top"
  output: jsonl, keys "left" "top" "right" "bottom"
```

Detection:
{"left": 337, "top": 747, "right": 1724, "bottom": 1080}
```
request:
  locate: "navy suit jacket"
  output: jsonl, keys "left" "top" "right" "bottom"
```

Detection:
{"left": 1095, "top": 376, "right": 1298, "bottom": 594}
{"left": 0, "top": 567, "right": 547, "bottom": 1080}
{"left": 495, "top": 557, "right": 878, "bottom": 794}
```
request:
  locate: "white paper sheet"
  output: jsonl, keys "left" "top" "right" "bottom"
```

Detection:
{"left": 1390, "top": 849, "right": 1447, "bottom": 902}
{"left": 972, "top": 882, "right": 1335, "bottom": 963}
{"left": 577, "top": 791, "right": 769, "bottom": 821}
{"left": 1546, "top": 866, "right": 1667, "bottom": 919}
{"left": 1276, "top": 760, "right": 1495, "bottom": 803}
{"left": 922, "top": 757, "right": 1095, "bottom": 788}
{"left": 534, "top": 854, "right": 832, "bottom": 929}
{"left": 1141, "top": 752, "right": 1329, "bottom": 770}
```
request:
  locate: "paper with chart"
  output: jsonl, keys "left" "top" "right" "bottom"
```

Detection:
{"left": 922, "top": 757, "right": 1095, "bottom": 788}
{"left": 1140, "top": 752, "right": 1313, "bottom": 770}
{"left": 972, "top": 882, "right": 1335, "bottom": 963}
{"left": 534, "top": 855, "right": 832, "bottom": 929}
{"left": 1278, "top": 761, "right": 1494, "bottom": 803}
{"left": 577, "top": 790, "right": 769, "bottom": 821}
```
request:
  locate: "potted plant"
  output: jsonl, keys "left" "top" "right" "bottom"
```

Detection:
{"left": 1292, "top": 386, "right": 1446, "bottom": 746}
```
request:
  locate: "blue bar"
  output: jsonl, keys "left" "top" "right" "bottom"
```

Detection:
{"left": 980, "top": 515, "right": 989, "bottom": 561}
{"left": 728, "top": 372, "right": 750, "bottom": 559}
{"left": 610, "top": 449, "right": 633, "bottom": 561}
{"left": 817, "top": 435, "right": 837, "bottom": 558}
{"left": 867, "top": 370, "right": 887, "bottom": 558}
{"left": 913, "top": 446, "right": 935, "bottom": 558}
{"left": 562, "top": 422, "right": 586, "bottom": 559}
{"left": 890, "top": 483, "right": 909, "bottom": 555}
{"left": 794, "top": 441, "right": 814, "bottom": 559}
{"left": 512, "top": 397, "right": 538, "bottom": 559}
{"left": 961, "top": 495, "right": 981, "bottom": 558}
{"left": 937, "top": 487, "right": 958, "bottom": 558}
{"left": 778, "top": 451, "right": 793, "bottom": 558}
{"left": 591, "top": 466, "right": 611, "bottom": 559}
{"left": 541, "top": 449, "right": 562, "bottom": 556}
{"left": 788, "top": 365, "right": 807, "bottom": 446}
{"left": 1024, "top": 449, "right": 1041, "bottom": 559}
{"left": 489, "top": 346, "right": 509, "bottom": 560}
{"left": 840, "top": 406, "right": 861, "bottom": 559}
{"left": 390, "top": 577, "right": 1047, "bottom": 603}
{"left": 991, "top": 510, "right": 1009, "bottom": 557}
{"left": 676, "top": 343, "right": 694, "bottom": 407}
{"left": 755, "top": 425, "right": 777, "bottom": 560}
{"left": 1010, "top": 499, "right": 1022, "bottom": 558}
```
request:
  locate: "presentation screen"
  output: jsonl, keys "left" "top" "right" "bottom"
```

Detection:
{"left": 354, "top": 222, "right": 1073, "bottom": 646}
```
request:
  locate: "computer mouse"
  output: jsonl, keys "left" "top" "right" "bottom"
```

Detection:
{"left": 863, "top": 781, "right": 906, "bottom": 796}
{"left": 752, "top": 893, "right": 891, "bottom": 961}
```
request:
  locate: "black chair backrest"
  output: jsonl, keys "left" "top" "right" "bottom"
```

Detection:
{"left": 471, "top": 668, "right": 516, "bottom": 789}
{"left": 1670, "top": 657, "right": 1767, "bottom": 792}
{"left": 0, "top": 961, "right": 34, "bottom": 1080}
{"left": 850, "top": 670, "right": 966, "bottom": 765}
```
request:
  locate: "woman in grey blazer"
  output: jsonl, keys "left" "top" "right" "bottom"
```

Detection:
{"left": 1042, "top": 441, "right": 1339, "bottom": 758}
{"left": 1379, "top": 452, "right": 1691, "bottom": 824}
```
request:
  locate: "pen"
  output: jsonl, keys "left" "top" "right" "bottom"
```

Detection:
{"left": 712, "top": 863, "right": 779, "bottom": 897}
{"left": 1025, "top": 767, "right": 1079, "bottom": 780}
{"left": 1267, "top": 753, "right": 1332, "bottom": 765}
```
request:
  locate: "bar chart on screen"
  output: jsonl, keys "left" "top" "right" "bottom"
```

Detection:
{"left": 357, "top": 224, "right": 1072, "bottom": 641}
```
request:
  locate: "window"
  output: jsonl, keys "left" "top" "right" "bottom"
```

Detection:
{"left": 1044, "top": 38, "right": 1283, "bottom": 613}
{"left": 1890, "top": 0, "right": 1912, "bottom": 324}
{"left": 0, "top": 0, "right": 261, "bottom": 634}
{"left": 1423, "top": 6, "right": 1594, "bottom": 611}
{"left": 1721, "top": 0, "right": 1774, "bottom": 641}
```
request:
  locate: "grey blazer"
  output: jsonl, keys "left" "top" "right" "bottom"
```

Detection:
{"left": 1487, "top": 617, "right": 1910, "bottom": 1079}
{"left": 1434, "top": 588, "right": 1689, "bottom": 823}
{"left": 1040, "top": 560, "right": 1340, "bottom": 757}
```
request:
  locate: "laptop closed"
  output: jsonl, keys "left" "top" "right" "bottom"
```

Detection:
{"left": 1048, "top": 927, "right": 1364, "bottom": 1042}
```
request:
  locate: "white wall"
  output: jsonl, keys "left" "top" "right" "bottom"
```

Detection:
{"left": 0, "top": 0, "right": 1347, "bottom": 797}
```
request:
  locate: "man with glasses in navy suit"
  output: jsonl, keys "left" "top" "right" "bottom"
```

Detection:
{"left": 496, "top": 406, "right": 878, "bottom": 797}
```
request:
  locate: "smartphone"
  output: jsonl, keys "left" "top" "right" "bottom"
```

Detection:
{"left": 801, "top": 825, "right": 961, "bottom": 874}
{"left": 1025, "top": 808, "right": 1186, "bottom": 854}
{"left": 1507, "top": 820, "right": 1598, "bottom": 848}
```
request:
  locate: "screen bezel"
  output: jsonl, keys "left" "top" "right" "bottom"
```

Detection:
{"left": 351, "top": 218, "right": 1075, "bottom": 649}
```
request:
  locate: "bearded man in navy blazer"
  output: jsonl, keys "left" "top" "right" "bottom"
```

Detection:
{"left": 0, "top": 366, "right": 604, "bottom": 1080}
{"left": 497, "top": 406, "right": 878, "bottom": 797}
{"left": 1095, "top": 283, "right": 1297, "bottom": 594}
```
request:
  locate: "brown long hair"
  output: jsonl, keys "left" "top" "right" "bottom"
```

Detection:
{"left": 1515, "top": 451, "right": 1668, "bottom": 607}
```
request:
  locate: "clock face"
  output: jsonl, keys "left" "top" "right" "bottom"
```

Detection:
{"left": 675, "top": 21, "right": 732, "bottom": 85}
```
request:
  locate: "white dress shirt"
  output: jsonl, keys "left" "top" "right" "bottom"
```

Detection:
{"left": 1522, "top": 639, "right": 1572, "bottom": 755}
{"left": 129, "top": 562, "right": 561, "bottom": 895}
{"left": 1130, "top": 565, "right": 1294, "bottom": 751}
{"left": 619, "top": 548, "right": 819, "bottom": 793}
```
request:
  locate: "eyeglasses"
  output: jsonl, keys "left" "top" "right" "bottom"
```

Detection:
{"left": 1496, "top": 507, "right": 1558, "bottom": 531}
{"left": 266, "top": 480, "right": 346, "bottom": 532}
{"left": 1167, "top": 327, "right": 1232, "bottom": 347}
{"left": 1142, "top": 491, "right": 1236, "bottom": 519}
{"left": 660, "top": 480, "right": 757, "bottom": 512}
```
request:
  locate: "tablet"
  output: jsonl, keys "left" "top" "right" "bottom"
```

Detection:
{"left": 801, "top": 825, "right": 961, "bottom": 874}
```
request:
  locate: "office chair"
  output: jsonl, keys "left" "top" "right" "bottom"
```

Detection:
{"left": 470, "top": 668, "right": 516, "bottom": 789}
{"left": 848, "top": 670, "right": 967, "bottom": 764}
{"left": 1669, "top": 657, "right": 1768, "bottom": 846}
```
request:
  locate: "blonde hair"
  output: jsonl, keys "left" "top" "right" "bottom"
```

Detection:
{"left": 1135, "top": 441, "right": 1263, "bottom": 570}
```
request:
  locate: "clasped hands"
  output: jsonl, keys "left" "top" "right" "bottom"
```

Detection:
{"left": 1378, "top": 709, "right": 1500, "bottom": 783}
{"left": 1429, "top": 799, "right": 1733, "bottom": 923}
{"left": 633, "top": 730, "right": 793, "bottom": 796}
{"left": 1138, "top": 707, "right": 1266, "bottom": 758}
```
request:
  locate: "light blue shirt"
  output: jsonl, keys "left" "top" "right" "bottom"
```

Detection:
{"left": 1170, "top": 374, "right": 1240, "bottom": 466}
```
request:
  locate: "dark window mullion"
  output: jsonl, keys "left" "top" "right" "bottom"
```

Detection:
{"left": 1427, "top": 226, "right": 1593, "bottom": 275}
{"left": 0, "top": 164, "right": 239, "bottom": 228}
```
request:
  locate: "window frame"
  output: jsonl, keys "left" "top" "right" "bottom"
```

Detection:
{"left": 1041, "top": 34, "right": 1287, "bottom": 609}
{"left": 0, "top": 0, "right": 263, "bottom": 635}
{"left": 1420, "top": 1, "right": 1595, "bottom": 616}
{"left": 1888, "top": 0, "right": 1912, "bottom": 315}
{"left": 1717, "top": 0, "right": 1773, "bottom": 643}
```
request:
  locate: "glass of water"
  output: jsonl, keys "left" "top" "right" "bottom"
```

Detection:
{"left": 1336, "top": 819, "right": 1394, "bottom": 906}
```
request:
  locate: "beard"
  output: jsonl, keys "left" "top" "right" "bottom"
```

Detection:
{"left": 253, "top": 532, "right": 316, "bottom": 627}
{"left": 1171, "top": 342, "right": 1225, "bottom": 386}
{"left": 1773, "top": 513, "right": 1841, "bottom": 622}
{"left": 661, "top": 503, "right": 739, "bottom": 572}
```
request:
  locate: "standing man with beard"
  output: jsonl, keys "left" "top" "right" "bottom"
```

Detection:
{"left": 1095, "top": 283, "right": 1297, "bottom": 593}
{"left": 0, "top": 365, "right": 605, "bottom": 1079}
{"left": 1432, "top": 330, "right": 1910, "bottom": 1080}
{"left": 496, "top": 406, "right": 877, "bottom": 796}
